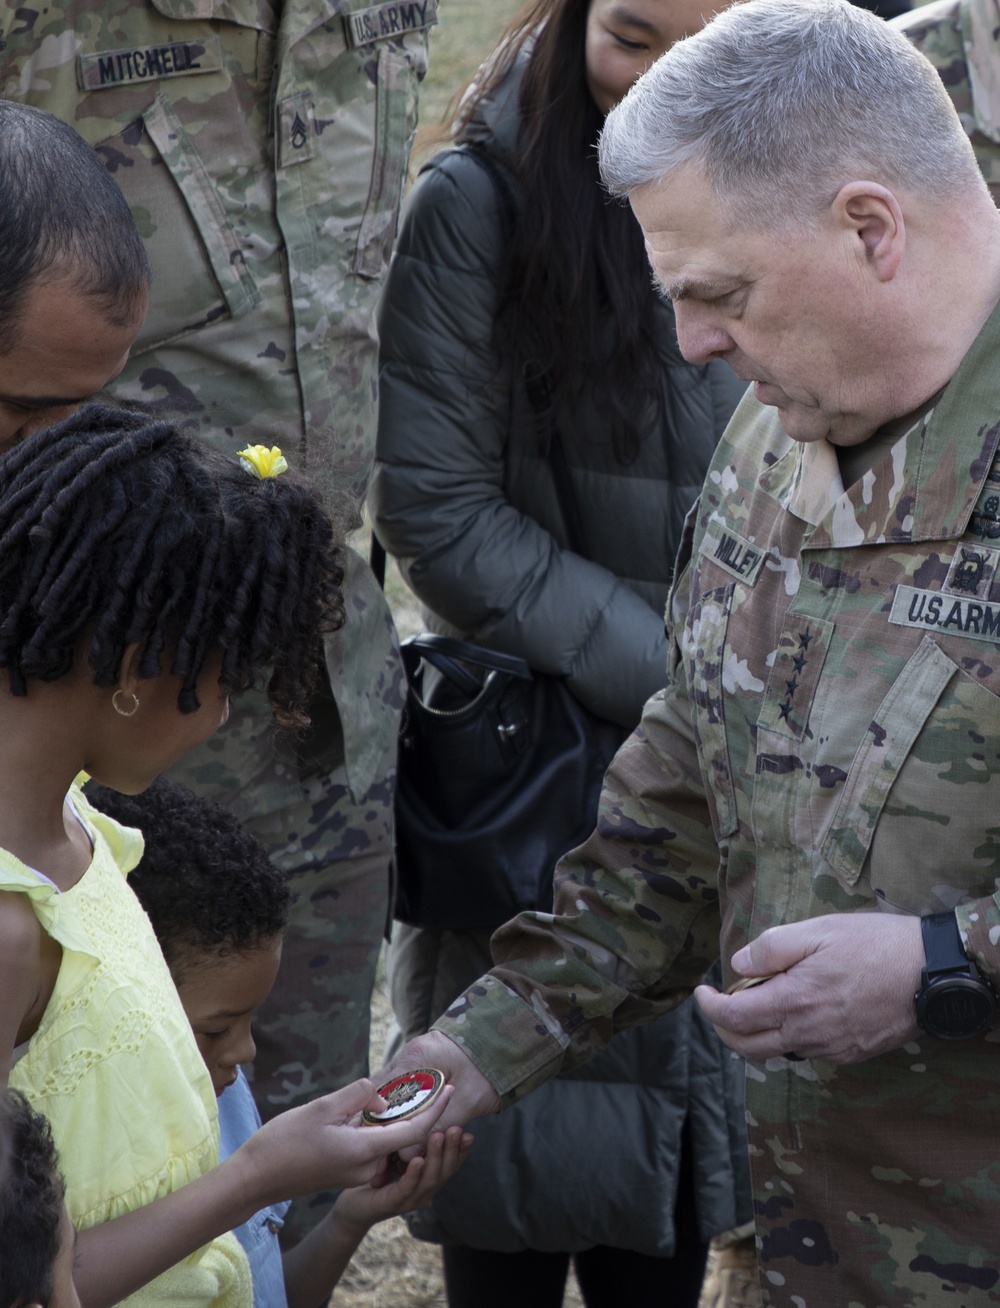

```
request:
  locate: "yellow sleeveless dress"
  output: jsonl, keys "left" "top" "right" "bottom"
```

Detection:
{"left": 7, "top": 779, "right": 251, "bottom": 1308}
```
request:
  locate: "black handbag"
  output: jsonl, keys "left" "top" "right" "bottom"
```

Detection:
{"left": 393, "top": 632, "right": 625, "bottom": 931}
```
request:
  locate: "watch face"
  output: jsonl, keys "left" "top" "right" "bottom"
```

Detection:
{"left": 920, "top": 979, "right": 997, "bottom": 1040}
{"left": 362, "top": 1068, "right": 445, "bottom": 1124}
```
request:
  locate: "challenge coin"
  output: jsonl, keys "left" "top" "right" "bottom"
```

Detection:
{"left": 726, "top": 973, "right": 778, "bottom": 994}
{"left": 362, "top": 1068, "right": 446, "bottom": 1125}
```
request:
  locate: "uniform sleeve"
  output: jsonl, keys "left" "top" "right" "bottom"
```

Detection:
{"left": 432, "top": 666, "right": 722, "bottom": 1103}
{"left": 369, "top": 151, "right": 669, "bottom": 727}
{"left": 956, "top": 899, "right": 1000, "bottom": 985}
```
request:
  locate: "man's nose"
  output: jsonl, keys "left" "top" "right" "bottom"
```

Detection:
{"left": 673, "top": 302, "right": 735, "bottom": 364}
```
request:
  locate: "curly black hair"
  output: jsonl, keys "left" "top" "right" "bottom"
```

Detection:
{"left": 0, "top": 1089, "right": 66, "bottom": 1308}
{"left": 0, "top": 403, "right": 343, "bottom": 726}
{"left": 85, "top": 777, "right": 290, "bottom": 978}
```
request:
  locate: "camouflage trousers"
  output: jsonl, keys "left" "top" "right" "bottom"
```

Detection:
{"left": 167, "top": 681, "right": 394, "bottom": 1242}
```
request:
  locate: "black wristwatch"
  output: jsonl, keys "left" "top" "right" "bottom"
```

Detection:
{"left": 914, "top": 912, "right": 998, "bottom": 1040}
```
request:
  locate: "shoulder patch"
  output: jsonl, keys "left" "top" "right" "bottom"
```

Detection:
{"left": 943, "top": 544, "right": 1000, "bottom": 599}
{"left": 78, "top": 38, "right": 223, "bottom": 91}
{"left": 699, "top": 522, "right": 766, "bottom": 585}
{"left": 343, "top": 0, "right": 438, "bottom": 48}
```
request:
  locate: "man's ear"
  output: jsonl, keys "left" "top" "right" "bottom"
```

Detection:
{"left": 832, "top": 181, "right": 905, "bottom": 283}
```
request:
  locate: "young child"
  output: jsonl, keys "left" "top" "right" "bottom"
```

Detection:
{"left": 0, "top": 1088, "right": 80, "bottom": 1308}
{"left": 87, "top": 777, "right": 471, "bottom": 1308}
{"left": 0, "top": 405, "right": 454, "bottom": 1308}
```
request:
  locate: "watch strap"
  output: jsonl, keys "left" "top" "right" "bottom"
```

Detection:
{"left": 921, "top": 910, "right": 972, "bottom": 981}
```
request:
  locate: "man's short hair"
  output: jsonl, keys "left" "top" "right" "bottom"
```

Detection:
{"left": 598, "top": 0, "right": 984, "bottom": 227}
{"left": 0, "top": 1089, "right": 66, "bottom": 1308}
{"left": 0, "top": 100, "right": 150, "bottom": 352}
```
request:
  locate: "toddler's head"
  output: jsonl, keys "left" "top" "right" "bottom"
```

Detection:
{"left": 0, "top": 1089, "right": 79, "bottom": 1308}
{"left": 86, "top": 778, "right": 290, "bottom": 1095}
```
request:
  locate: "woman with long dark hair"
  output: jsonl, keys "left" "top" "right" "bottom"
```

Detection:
{"left": 371, "top": 3, "right": 752, "bottom": 1305}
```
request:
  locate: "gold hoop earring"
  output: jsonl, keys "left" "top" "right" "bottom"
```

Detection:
{"left": 112, "top": 689, "right": 140, "bottom": 718}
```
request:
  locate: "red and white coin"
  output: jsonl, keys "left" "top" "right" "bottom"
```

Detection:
{"left": 362, "top": 1068, "right": 446, "bottom": 1124}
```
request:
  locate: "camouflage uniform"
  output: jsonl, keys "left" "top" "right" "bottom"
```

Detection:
{"left": 0, "top": 0, "right": 430, "bottom": 1236}
{"left": 435, "top": 297, "right": 1000, "bottom": 1305}
{"left": 895, "top": 0, "right": 1000, "bottom": 198}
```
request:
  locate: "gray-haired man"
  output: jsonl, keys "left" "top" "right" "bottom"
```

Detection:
{"left": 384, "top": 1, "right": 1000, "bottom": 1302}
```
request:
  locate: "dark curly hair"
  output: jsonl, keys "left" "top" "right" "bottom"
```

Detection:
{"left": 0, "top": 1089, "right": 66, "bottom": 1308}
{"left": 0, "top": 403, "right": 343, "bottom": 727}
{"left": 85, "top": 777, "right": 290, "bottom": 978}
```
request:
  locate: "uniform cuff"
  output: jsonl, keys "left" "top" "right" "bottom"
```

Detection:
{"left": 431, "top": 972, "right": 569, "bottom": 1106}
{"left": 955, "top": 897, "right": 1000, "bottom": 985}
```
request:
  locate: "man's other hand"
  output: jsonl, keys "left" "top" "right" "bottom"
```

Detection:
{"left": 694, "top": 912, "right": 924, "bottom": 1063}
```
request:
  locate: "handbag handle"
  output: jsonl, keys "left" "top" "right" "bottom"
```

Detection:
{"left": 403, "top": 633, "right": 531, "bottom": 698}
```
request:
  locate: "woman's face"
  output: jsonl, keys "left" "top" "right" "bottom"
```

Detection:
{"left": 585, "top": 0, "right": 721, "bottom": 114}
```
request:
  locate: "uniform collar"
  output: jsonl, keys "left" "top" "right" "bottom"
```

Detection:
{"left": 758, "top": 294, "right": 1000, "bottom": 548}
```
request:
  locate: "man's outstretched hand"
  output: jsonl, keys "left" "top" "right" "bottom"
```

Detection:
{"left": 375, "top": 1030, "right": 501, "bottom": 1161}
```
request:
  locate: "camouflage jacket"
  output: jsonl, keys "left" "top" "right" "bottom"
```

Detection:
{"left": 435, "top": 297, "right": 1000, "bottom": 1304}
{"left": 895, "top": 0, "right": 1000, "bottom": 199}
{"left": 0, "top": 0, "right": 432, "bottom": 795}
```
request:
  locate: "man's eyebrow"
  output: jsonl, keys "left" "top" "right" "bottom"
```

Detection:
{"left": 652, "top": 273, "right": 735, "bottom": 302}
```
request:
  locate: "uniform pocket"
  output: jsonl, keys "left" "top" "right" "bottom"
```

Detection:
{"left": 821, "top": 635, "right": 1000, "bottom": 910}
{"left": 97, "top": 93, "right": 260, "bottom": 353}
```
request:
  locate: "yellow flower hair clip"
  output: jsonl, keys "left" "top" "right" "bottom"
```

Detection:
{"left": 237, "top": 445, "right": 288, "bottom": 480}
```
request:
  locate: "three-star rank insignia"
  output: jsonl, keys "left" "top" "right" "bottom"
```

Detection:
{"left": 760, "top": 617, "right": 834, "bottom": 740}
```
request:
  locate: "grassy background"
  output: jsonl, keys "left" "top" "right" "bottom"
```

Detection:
{"left": 415, "top": 0, "right": 523, "bottom": 133}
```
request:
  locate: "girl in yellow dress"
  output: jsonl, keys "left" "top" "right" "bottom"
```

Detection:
{"left": 0, "top": 405, "right": 454, "bottom": 1308}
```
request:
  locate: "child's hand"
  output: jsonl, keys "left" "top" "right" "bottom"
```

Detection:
{"left": 333, "top": 1125, "right": 473, "bottom": 1236}
{"left": 234, "top": 1076, "right": 455, "bottom": 1207}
